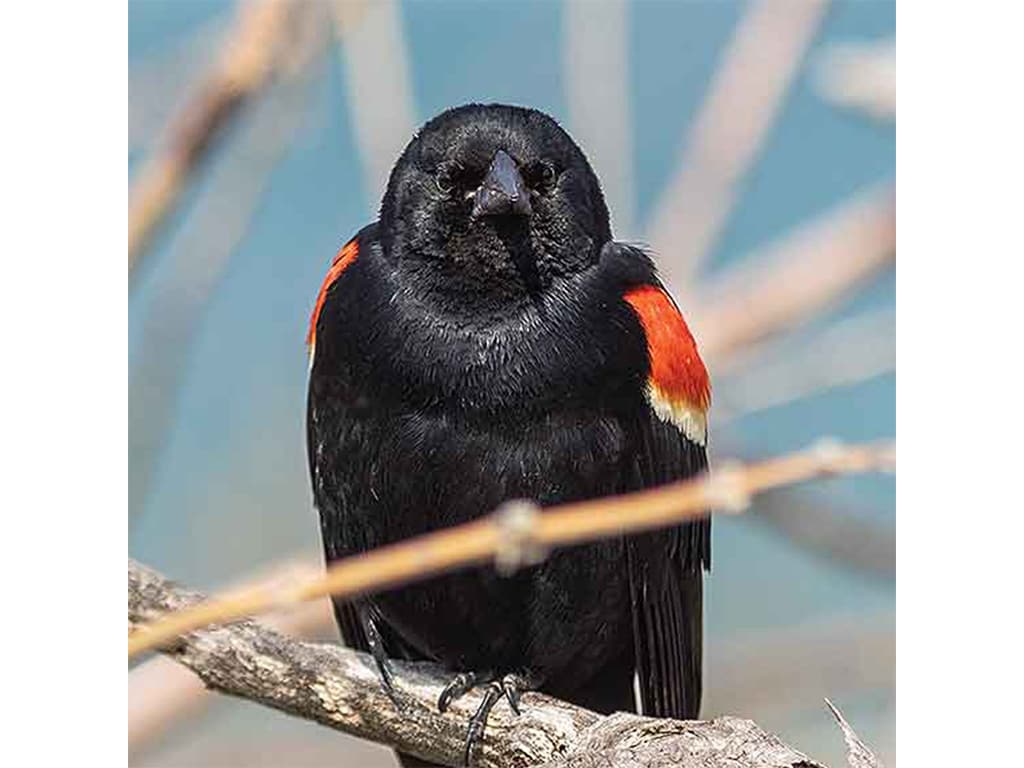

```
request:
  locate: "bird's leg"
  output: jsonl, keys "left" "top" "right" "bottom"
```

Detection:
{"left": 437, "top": 671, "right": 536, "bottom": 766}
{"left": 462, "top": 684, "right": 502, "bottom": 766}
{"left": 360, "top": 607, "right": 402, "bottom": 708}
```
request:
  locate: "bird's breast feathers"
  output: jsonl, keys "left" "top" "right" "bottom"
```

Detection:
{"left": 307, "top": 234, "right": 710, "bottom": 445}
{"left": 623, "top": 284, "right": 710, "bottom": 446}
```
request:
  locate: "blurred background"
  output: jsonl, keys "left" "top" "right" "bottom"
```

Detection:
{"left": 128, "top": 1, "right": 894, "bottom": 765}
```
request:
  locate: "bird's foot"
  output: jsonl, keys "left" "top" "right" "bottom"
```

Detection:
{"left": 437, "top": 672, "right": 532, "bottom": 766}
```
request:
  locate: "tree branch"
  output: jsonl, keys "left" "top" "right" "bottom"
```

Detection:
{"left": 129, "top": 440, "right": 895, "bottom": 659}
{"left": 128, "top": 557, "right": 330, "bottom": 754}
{"left": 129, "top": 560, "right": 826, "bottom": 768}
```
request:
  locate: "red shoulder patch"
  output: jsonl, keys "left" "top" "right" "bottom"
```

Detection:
{"left": 307, "top": 239, "right": 360, "bottom": 349}
{"left": 624, "top": 285, "right": 710, "bottom": 442}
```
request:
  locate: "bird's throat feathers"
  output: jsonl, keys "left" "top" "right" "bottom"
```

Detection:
{"left": 624, "top": 285, "right": 710, "bottom": 445}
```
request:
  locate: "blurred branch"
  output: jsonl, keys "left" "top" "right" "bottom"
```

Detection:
{"left": 714, "top": 308, "right": 895, "bottom": 422}
{"left": 128, "top": 558, "right": 332, "bottom": 757}
{"left": 816, "top": 41, "right": 895, "bottom": 121}
{"left": 707, "top": 617, "right": 894, "bottom": 721}
{"left": 129, "top": 440, "right": 894, "bottom": 658}
{"left": 565, "top": 0, "right": 633, "bottom": 236}
{"left": 128, "top": 560, "right": 827, "bottom": 768}
{"left": 128, "top": 0, "right": 298, "bottom": 273}
{"left": 696, "top": 184, "right": 895, "bottom": 361}
{"left": 750, "top": 488, "right": 894, "bottom": 581}
{"left": 331, "top": 0, "right": 414, "bottom": 202}
{"left": 128, "top": 5, "right": 329, "bottom": 514}
{"left": 648, "top": 0, "right": 829, "bottom": 289}
{"left": 129, "top": 13, "right": 228, "bottom": 155}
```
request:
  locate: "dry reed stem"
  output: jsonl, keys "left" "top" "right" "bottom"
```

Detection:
{"left": 714, "top": 308, "right": 895, "bottom": 422}
{"left": 647, "top": 0, "right": 829, "bottom": 289}
{"left": 817, "top": 40, "right": 896, "bottom": 121}
{"left": 696, "top": 184, "right": 895, "bottom": 361}
{"left": 129, "top": 14, "right": 227, "bottom": 154}
{"left": 128, "top": 0, "right": 293, "bottom": 272}
{"left": 128, "top": 439, "right": 894, "bottom": 659}
{"left": 331, "top": 0, "right": 414, "bottom": 202}
{"left": 128, "top": 4, "right": 330, "bottom": 510}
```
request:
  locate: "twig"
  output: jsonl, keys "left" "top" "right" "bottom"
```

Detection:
{"left": 825, "top": 699, "right": 885, "bottom": 768}
{"left": 695, "top": 184, "right": 895, "bottom": 360}
{"left": 128, "top": 440, "right": 894, "bottom": 659}
{"left": 647, "top": 0, "right": 829, "bottom": 289}
{"left": 128, "top": 560, "right": 826, "bottom": 768}
{"left": 128, "top": 0, "right": 294, "bottom": 273}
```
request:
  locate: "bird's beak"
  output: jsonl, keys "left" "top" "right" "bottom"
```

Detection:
{"left": 471, "top": 150, "right": 532, "bottom": 219}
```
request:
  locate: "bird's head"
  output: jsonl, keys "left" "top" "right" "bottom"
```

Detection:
{"left": 379, "top": 104, "right": 611, "bottom": 310}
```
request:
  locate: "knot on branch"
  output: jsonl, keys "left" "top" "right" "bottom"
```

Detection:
{"left": 493, "top": 499, "right": 546, "bottom": 576}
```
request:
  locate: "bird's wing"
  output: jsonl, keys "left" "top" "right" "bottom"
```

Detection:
{"left": 306, "top": 231, "right": 371, "bottom": 654}
{"left": 305, "top": 226, "right": 423, "bottom": 661}
{"left": 621, "top": 280, "right": 711, "bottom": 720}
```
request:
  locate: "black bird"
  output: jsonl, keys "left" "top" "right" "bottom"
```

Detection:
{"left": 306, "top": 104, "right": 710, "bottom": 765}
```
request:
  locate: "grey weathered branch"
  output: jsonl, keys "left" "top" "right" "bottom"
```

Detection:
{"left": 128, "top": 557, "right": 331, "bottom": 754}
{"left": 129, "top": 559, "right": 826, "bottom": 768}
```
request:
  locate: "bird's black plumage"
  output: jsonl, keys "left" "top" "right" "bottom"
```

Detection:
{"left": 306, "top": 104, "right": 710, "bottom": 762}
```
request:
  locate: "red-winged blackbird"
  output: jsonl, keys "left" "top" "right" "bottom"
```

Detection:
{"left": 307, "top": 104, "right": 710, "bottom": 765}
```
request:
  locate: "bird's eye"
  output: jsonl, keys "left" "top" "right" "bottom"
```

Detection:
{"left": 527, "top": 161, "right": 558, "bottom": 191}
{"left": 435, "top": 162, "right": 461, "bottom": 195}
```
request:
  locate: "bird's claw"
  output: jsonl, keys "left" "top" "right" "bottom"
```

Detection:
{"left": 438, "top": 671, "right": 483, "bottom": 713}
{"left": 437, "top": 671, "right": 531, "bottom": 766}
{"left": 500, "top": 673, "right": 525, "bottom": 715}
{"left": 360, "top": 606, "right": 406, "bottom": 711}
{"left": 375, "top": 655, "right": 406, "bottom": 711}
